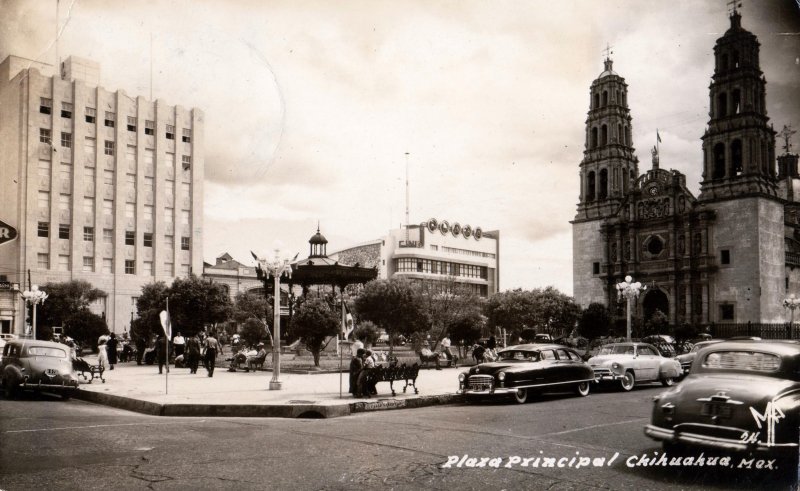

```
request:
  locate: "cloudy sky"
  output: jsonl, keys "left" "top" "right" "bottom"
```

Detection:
{"left": 2, "top": 0, "right": 799, "bottom": 294}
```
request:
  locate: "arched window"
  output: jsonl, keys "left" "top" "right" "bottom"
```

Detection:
{"left": 721, "top": 53, "right": 729, "bottom": 71}
{"left": 732, "top": 89, "right": 741, "bottom": 114}
{"left": 733, "top": 50, "right": 740, "bottom": 68}
{"left": 713, "top": 142, "right": 726, "bottom": 179}
{"left": 601, "top": 125, "right": 608, "bottom": 146}
{"left": 591, "top": 127, "right": 598, "bottom": 149}
{"left": 762, "top": 140, "right": 768, "bottom": 175}
{"left": 593, "top": 93, "right": 600, "bottom": 109}
{"left": 599, "top": 169, "right": 608, "bottom": 199}
{"left": 615, "top": 90, "right": 619, "bottom": 104}
{"left": 625, "top": 126, "right": 632, "bottom": 147}
{"left": 630, "top": 169, "right": 636, "bottom": 184}
{"left": 587, "top": 171, "right": 596, "bottom": 201}
{"left": 602, "top": 90, "right": 608, "bottom": 106}
{"left": 717, "top": 93, "right": 727, "bottom": 117}
{"left": 617, "top": 124, "right": 622, "bottom": 144}
{"left": 732, "top": 139, "right": 743, "bottom": 176}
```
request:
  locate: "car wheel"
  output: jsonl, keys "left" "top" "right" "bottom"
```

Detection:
{"left": 660, "top": 376, "right": 675, "bottom": 387}
{"left": 620, "top": 371, "right": 635, "bottom": 391}
{"left": 513, "top": 388, "right": 528, "bottom": 404}
{"left": 575, "top": 382, "right": 590, "bottom": 397}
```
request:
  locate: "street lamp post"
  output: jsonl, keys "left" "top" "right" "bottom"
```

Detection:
{"left": 22, "top": 285, "right": 48, "bottom": 340}
{"left": 253, "top": 249, "right": 293, "bottom": 391}
{"left": 616, "top": 275, "right": 646, "bottom": 341}
{"left": 783, "top": 294, "right": 800, "bottom": 333}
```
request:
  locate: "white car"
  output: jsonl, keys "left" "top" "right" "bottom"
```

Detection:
{"left": 588, "top": 342, "right": 681, "bottom": 391}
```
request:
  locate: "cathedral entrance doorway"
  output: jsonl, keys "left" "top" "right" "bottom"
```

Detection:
{"left": 643, "top": 289, "right": 669, "bottom": 323}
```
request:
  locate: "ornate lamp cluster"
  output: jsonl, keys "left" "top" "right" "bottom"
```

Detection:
{"left": 784, "top": 293, "right": 800, "bottom": 326}
{"left": 21, "top": 285, "right": 48, "bottom": 340}
{"left": 616, "top": 275, "right": 646, "bottom": 341}
{"left": 252, "top": 249, "right": 293, "bottom": 391}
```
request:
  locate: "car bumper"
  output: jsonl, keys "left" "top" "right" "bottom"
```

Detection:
{"left": 21, "top": 377, "right": 79, "bottom": 392}
{"left": 461, "top": 387, "right": 519, "bottom": 396}
{"left": 592, "top": 370, "right": 623, "bottom": 382}
{"left": 644, "top": 424, "right": 799, "bottom": 454}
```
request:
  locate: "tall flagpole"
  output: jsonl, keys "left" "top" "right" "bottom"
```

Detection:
{"left": 165, "top": 297, "right": 169, "bottom": 394}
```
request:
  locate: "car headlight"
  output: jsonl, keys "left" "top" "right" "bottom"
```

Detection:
{"left": 458, "top": 373, "right": 466, "bottom": 382}
{"left": 498, "top": 372, "right": 506, "bottom": 381}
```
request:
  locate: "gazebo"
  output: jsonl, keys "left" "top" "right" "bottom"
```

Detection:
{"left": 255, "top": 226, "right": 378, "bottom": 339}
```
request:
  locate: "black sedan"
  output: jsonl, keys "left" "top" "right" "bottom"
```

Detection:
{"left": 458, "top": 344, "right": 594, "bottom": 403}
{"left": 645, "top": 340, "right": 800, "bottom": 468}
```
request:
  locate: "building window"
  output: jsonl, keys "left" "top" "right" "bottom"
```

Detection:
{"left": 125, "top": 230, "right": 135, "bottom": 246}
{"left": 125, "top": 260, "right": 135, "bottom": 274}
{"left": 61, "top": 102, "right": 73, "bottom": 119}
{"left": 58, "top": 255, "right": 70, "bottom": 271}
{"left": 83, "top": 226, "right": 94, "bottom": 242}
{"left": 103, "top": 228, "right": 113, "bottom": 243}
{"left": 166, "top": 124, "right": 175, "bottom": 140}
{"left": 720, "top": 304, "right": 734, "bottom": 321}
{"left": 59, "top": 224, "right": 70, "bottom": 239}
{"left": 143, "top": 232, "right": 153, "bottom": 247}
{"left": 181, "top": 155, "right": 192, "bottom": 172}
{"left": 181, "top": 236, "right": 190, "bottom": 250}
{"left": 85, "top": 107, "right": 96, "bottom": 124}
{"left": 144, "top": 120, "right": 154, "bottom": 135}
{"left": 40, "top": 97, "right": 52, "bottom": 114}
{"left": 39, "top": 128, "right": 51, "bottom": 144}
{"left": 720, "top": 249, "right": 731, "bottom": 265}
{"left": 102, "top": 258, "right": 113, "bottom": 273}
{"left": 82, "top": 257, "right": 94, "bottom": 272}
{"left": 127, "top": 116, "right": 137, "bottom": 132}
{"left": 104, "top": 111, "right": 115, "bottom": 128}
{"left": 592, "top": 262, "right": 600, "bottom": 275}
{"left": 143, "top": 261, "right": 153, "bottom": 276}
{"left": 102, "top": 200, "right": 113, "bottom": 215}
{"left": 37, "top": 253, "right": 49, "bottom": 269}
{"left": 37, "top": 222, "right": 49, "bottom": 237}
{"left": 182, "top": 128, "right": 191, "bottom": 143}
{"left": 61, "top": 131, "right": 72, "bottom": 148}
{"left": 104, "top": 140, "right": 115, "bottom": 156}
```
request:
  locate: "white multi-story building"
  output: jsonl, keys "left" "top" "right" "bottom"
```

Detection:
{"left": 0, "top": 55, "right": 204, "bottom": 336}
{"left": 331, "top": 219, "right": 500, "bottom": 297}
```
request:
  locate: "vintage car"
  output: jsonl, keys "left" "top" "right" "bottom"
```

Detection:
{"left": 676, "top": 340, "right": 724, "bottom": 375}
{"left": 1, "top": 339, "right": 80, "bottom": 399}
{"left": 458, "top": 344, "right": 594, "bottom": 403}
{"left": 588, "top": 342, "right": 682, "bottom": 391}
{"left": 645, "top": 340, "right": 800, "bottom": 467}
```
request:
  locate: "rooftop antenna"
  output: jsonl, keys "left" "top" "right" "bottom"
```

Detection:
{"left": 404, "top": 152, "right": 410, "bottom": 241}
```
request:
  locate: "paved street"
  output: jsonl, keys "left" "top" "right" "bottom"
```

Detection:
{"left": 1, "top": 385, "right": 795, "bottom": 490}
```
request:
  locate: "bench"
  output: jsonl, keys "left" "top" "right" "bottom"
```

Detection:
{"left": 364, "top": 363, "right": 420, "bottom": 396}
{"left": 418, "top": 349, "right": 458, "bottom": 369}
{"left": 73, "top": 357, "right": 105, "bottom": 383}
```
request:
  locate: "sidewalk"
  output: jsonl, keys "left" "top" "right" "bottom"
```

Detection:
{"left": 75, "top": 357, "right": 465, "bottom": 419}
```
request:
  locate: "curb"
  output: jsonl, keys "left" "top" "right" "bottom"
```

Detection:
{"left": 74, "top": 389, "right": 463, "bottom": 419}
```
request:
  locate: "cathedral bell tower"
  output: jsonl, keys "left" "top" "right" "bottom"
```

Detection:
{"left": 575, "top": 55, "right": 639, "bottom": 221}
{"left": 699, "top": 9, "right": 778, "bottom": 200}
{"left": 572, "top": 54, "right": 639, "bottom": 307}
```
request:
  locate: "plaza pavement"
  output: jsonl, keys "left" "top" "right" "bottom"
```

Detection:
{"left": 75, "top": 355, "right": 465, "bottom": 419}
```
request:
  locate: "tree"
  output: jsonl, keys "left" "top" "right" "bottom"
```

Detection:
{"left": 485, "top": 289, "right": 539, "bottom": 341}
{"left": 529, "top": 287, "right": 581, "bottom": 337}
{"left": 37, "top": 280, "right": 107, "bottom": 333}
{"left": 577, "top": 302, "right": 612, "bottom": 341}
{"left": 673, "top": 322, "right": 698, "bottom": 346}
{"left": 449, "top": 311, "right": 484, "bottom": 355}
{"left": 240, "top": 318, "right": 268, "bottom": 348}
{"left": 64, "top": 310, "right": 109, "bottom": 351}
{"left": 354, "top": 278, "right": 427, "bottom": 355}
{"left": 643, "top": 309, "right": 669, "bottom": 337}
{"left": 353, "top": 321, "right": 380, "bottom": 347}
{"left": 415, "top": 278, "right": 484, "bottom": 349}
{"left": 164, "top": 275, "right": 233, "bottom": 336}
{"left": 289, "top": 297, "right": 340, "bottom": 367}
{"left": 233, "top": 291, "right": 272, "bottom": 325}
{"left": 485, "top": 287, "right": 580, "bottom": 341}
{"left": 132, "top": 282, "right": 169, "bottom": 344}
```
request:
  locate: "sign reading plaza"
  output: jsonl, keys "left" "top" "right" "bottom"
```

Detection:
{"left": 0, "top": 219, "right": 18, "bottom": 246}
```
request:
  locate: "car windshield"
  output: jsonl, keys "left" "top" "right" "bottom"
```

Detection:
{"left": 598, "top": 345, "right": 634, "bottom": 355}
{"left": 27, "top": 346, "right": 68, "bottom": 358}
{"left": 702, "top": 351, "right": 780, "bottom": 372}
{"left": 499, "top": 350, "right": 539, "bottom": 362}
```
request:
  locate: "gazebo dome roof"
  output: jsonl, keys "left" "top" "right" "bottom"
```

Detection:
{"left": 309, "top": 227, "right": 328, "bottom": 245}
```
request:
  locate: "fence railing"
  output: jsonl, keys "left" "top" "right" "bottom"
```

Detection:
{"left": 708, "top": 322, "right": 799, "bottom": 340}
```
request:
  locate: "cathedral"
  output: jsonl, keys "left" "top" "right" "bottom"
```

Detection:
{"left": 572, "top": 9, "right": 799, "bottom": 327}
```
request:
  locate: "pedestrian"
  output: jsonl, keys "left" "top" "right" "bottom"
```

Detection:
{"left": 156, "top": 334, "right": 168, "bottom": 374}
{"left": 173, "top": 331, "right": 185, "bottom": 359}
{"left": 106, "top": 332, "right": 118, "bottom": 370}
{"left": 487, "top": 336, "right": 496, "bottom": 350}
{"left": 97, "top": 334, "right": 109, "bottom": 371}
{"left": 135, "top": 335, "right": 146, "bottom": 365}
{"left": 203, "top": 331, "right": 222, "bottom": 377}
{"left": 351, "top": 338, "right": 364, "bottom": 357}
{"left": 349, "top": 348, "right": 365, "bottom": 397}
{"left": 472, "top": 341, "right": 486, "bottom": 364}
{"left": 185, "top": 333, "right": 201, "bottom": 374}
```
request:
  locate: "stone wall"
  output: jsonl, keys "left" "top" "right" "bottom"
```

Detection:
{"left": 572, "top": 219, "right": 607, "bottom": 307}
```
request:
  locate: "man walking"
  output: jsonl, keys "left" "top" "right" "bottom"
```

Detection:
{"left": 203, "top": 331, "right": 222, "bottom": 377}
{"left": 185, "top": 333, "right": 201, "bottom": 374}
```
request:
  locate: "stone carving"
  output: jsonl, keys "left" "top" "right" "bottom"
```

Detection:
{"left": 637, "top": 197, "right": 671, "bottom": 220}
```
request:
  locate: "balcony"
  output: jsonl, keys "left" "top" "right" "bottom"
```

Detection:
{"left": 398, "top": 240, "right": 421, "bottom": 248}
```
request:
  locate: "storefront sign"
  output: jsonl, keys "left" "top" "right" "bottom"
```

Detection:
{"left": 0, "top": 219, "right": 18, "bottom": 246}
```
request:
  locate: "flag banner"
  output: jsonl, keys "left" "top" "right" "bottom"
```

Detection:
{"left": 159, "top": 309, "right": 171, "bottom": 338}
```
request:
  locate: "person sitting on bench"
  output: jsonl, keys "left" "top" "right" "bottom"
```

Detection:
{"left": 245, "top": 343, "right": 268, "bottom": 371}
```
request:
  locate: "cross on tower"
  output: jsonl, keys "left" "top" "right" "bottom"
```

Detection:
{"left": 779, "top": 124, "right": 797, "bottom": 154}
{"left": 727, "top": 0, "right": 743, "bottom": 15}
{"left": 602, "top": 43, "right": 613, "bottom": 61}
